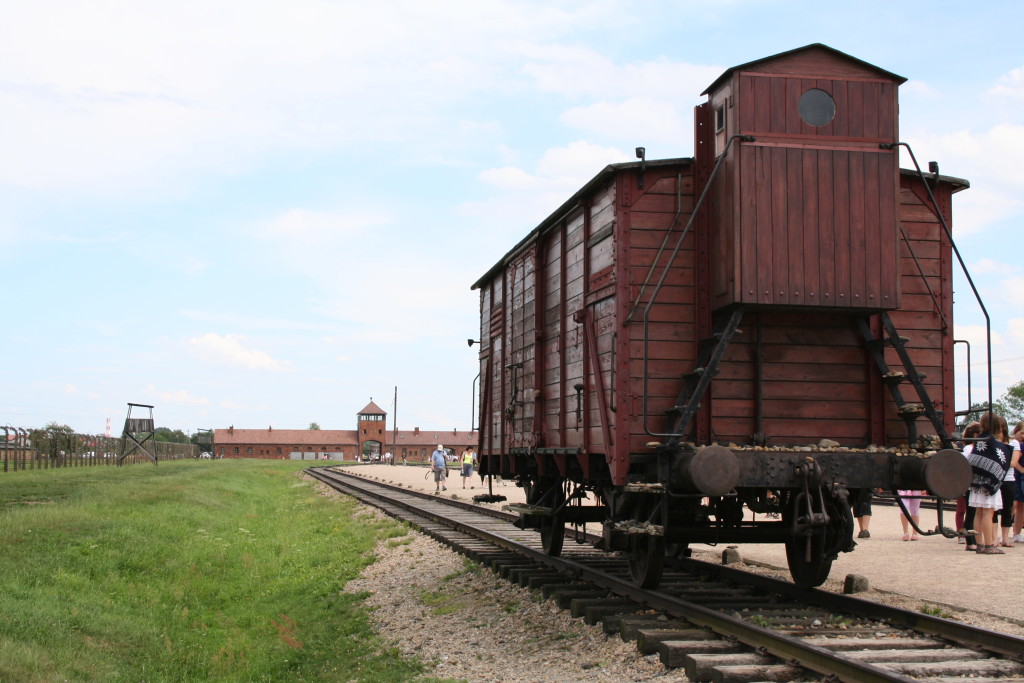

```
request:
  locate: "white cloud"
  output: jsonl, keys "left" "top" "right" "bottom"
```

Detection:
{"left": 262, "top": 208, "right": 390, "bottom": 243}
{"left": 954, "top": 323, "right": 1001, "bottom": 349}
{"left": 479, "top": 166, "right": 540, "bottom": 190}
{"left": 179, "top": 310, "right": 324, "bottom": 332}
{"left": 470, "top": 140, "right": 627, "bottom": 233}
{"left": 989, "top": 66, "right": 1024, "bottom": 98}
{"left": 186, "top": 333, "right": 293, "bottom": 372}
{"left": 561, "top": 97, "right": 690, "bottom": 144}
{"left": 902, "top": 80, "right": 939, "bottom": 98}
{"left": 1006, "top": 318, "right": 1024, "bottom": 346}
{"left": 479, "top": 140, "right": 625, "bottom": 190}
{"left": 0, "top": 1, "right": 630, "bottom": 196}
{"left": 536, "top": 140, "right": 625, "bottom": 181}
{"left": 972, "top": 258, "right": 1018, "bottom": 277}
{"left": 519, "top": 45, "right": 719, "bottom": 101}
{"left": 903, "top": 124, "right": 1024, "bottom": 238}
{"left": 219, "top": 399, "right": 269, "bottom": 412}
{"left": 150, "top": 388, "right": 212, "bottom": 408}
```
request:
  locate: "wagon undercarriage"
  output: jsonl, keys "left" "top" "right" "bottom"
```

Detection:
{"left": 504, "top": 446, "right": 968, "bottom": 588}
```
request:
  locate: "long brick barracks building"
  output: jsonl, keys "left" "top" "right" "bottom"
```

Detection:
{"left": 212, "top": 401, "right": 478, "bottom": 462}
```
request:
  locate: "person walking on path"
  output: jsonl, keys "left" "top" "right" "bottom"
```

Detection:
{"left": 431, "top": 445, "right": 448, "bottom": 493}
{"left": 460, "top": 448, "right": 476, "bottom": 488}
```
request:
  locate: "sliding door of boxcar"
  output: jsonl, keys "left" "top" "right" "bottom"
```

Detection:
{"left": 487, "top": 246, "right": 540, "bottom": 462}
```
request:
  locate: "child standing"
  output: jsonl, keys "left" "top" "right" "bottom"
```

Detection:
{"left": 968, "top": 413, "right": 1013, "bottom": 554}
{"left": 897, "top": 490, "right": 925, "bottom": 541}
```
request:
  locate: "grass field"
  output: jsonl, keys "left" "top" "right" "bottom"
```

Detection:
{"left": 0, "top": 459, "right": 428, "bottom": 682}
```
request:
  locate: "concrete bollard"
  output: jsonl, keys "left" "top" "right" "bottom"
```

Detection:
{"left": 722, "top": 546, "right": 741, "bottom": 565}
{"left": 844, "top": 574, "right": 869, "bottom": 594}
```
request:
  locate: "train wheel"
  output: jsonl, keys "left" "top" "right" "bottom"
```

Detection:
{"left": 785, "top": 530, "right": 831, "bottom": 588}
{"left": 539, "top": 515, "right": 565, "bottom": 556}
{"left": 784, "top": 491, "right": 835, "bottom": 588}
{"left": 628, "top": 533, "right": 665, "bottom": 588}
{"left": 527, "top": 479, "right": 565, "bottom": 557}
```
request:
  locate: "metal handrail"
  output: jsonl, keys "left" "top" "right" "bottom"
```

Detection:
{"left": 883, "top": 142, "right": 993, "bottom": 425}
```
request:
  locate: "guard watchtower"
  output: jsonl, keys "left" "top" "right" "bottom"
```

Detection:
{"left": 196, "top": 428, "right": 213, "bottom": 455}
{"left": 119, "top": 402, "right": 156, "bottom": 464}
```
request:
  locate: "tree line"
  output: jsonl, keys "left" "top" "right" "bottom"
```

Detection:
{"left": 959, "top": 380, "right": 1024, "bottom": 429}
{"left": 32, "top": 422, "right": 206, "bottom": 445}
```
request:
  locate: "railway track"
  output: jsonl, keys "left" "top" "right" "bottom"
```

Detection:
{"left": 307, "top": 466, "right": 1024, "bottom": 682}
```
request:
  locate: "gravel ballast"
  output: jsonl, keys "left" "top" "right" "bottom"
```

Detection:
{"left": 344, "top": 530, "right": 689, "bottom": 682}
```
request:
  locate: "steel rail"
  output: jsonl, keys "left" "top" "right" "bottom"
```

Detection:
{"left": 686, "top": 559, "right": 1024, "bottom": 660}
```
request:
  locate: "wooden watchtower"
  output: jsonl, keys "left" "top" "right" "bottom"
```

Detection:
{"left": 119, "top": 402, "right": 157, "bottom": 464}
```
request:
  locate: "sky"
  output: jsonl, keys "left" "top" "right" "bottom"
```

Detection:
{"left": 3, "top": 0, "right": 1024, "bottom": 436}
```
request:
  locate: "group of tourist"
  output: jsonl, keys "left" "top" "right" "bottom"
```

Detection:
{"left": 429, "top": 444, "right": 481, "bottom": 492}
{"left": 851, "top": 412, "right": 1024, "bottom": 553}
{"left": 427, "top": 444, "right": 505, "bottom": 492}
{"left": 955, "top": 414, "right": 1023, "bottom": 553}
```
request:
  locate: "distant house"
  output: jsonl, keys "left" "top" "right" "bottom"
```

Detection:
{"left": 213, "top": 401, "right": 478, "bottom": 461}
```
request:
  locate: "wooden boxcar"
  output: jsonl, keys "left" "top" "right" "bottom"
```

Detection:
{"left": 471, "top": 44, "right": 972, "bottom": 587}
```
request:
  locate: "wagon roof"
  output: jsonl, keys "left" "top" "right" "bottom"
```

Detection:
{"left": 701, "top": 43, "right": 908, "bottom": 96}
{"left": 471, "top": 157, "right": 693, "bottom": 290}
{"left": 903, "top": 168, "right": 969, "bottom": 192}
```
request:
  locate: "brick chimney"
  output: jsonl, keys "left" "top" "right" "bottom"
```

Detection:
{"left": 229, "top": 425, "right": 234, "bottom": 435}
{"left": 414, "top": 427, "right": 420, "bottom": 435}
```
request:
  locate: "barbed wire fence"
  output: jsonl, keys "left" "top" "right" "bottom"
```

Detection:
{"left": 1, "top": 426, "right": 197, "bottom": 473}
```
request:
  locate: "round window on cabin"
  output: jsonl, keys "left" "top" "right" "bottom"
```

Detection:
{"left": 798, "top": 88, "right": 836, "bottom": 127}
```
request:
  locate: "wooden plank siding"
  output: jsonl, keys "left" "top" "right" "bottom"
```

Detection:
{"left": 473, "top": 46, "right": 963, "bottom": 487}
{"left": 477, "top": 164, "right": 959, "bottom": 474}
{"left": 719, "top": 144, "right": 899, "bottom": 310}
{"left": 712, "top": 65, "right": 901, "bottom": 311}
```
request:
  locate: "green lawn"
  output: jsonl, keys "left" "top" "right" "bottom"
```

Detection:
{"left": 0, "top": 459, "right": 426, "bottom": 682}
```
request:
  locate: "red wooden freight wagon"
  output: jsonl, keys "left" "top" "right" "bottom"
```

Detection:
{"left": 471, "top": 44, "right": 972, "bottom": 587}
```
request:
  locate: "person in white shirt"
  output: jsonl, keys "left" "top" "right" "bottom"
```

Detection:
{"left": 1000, "top": 422, "right": 1024, "bottom": 547}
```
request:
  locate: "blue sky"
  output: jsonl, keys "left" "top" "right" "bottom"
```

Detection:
{"left": 3, "top": 1, "right": 1023, "bottom": 435}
